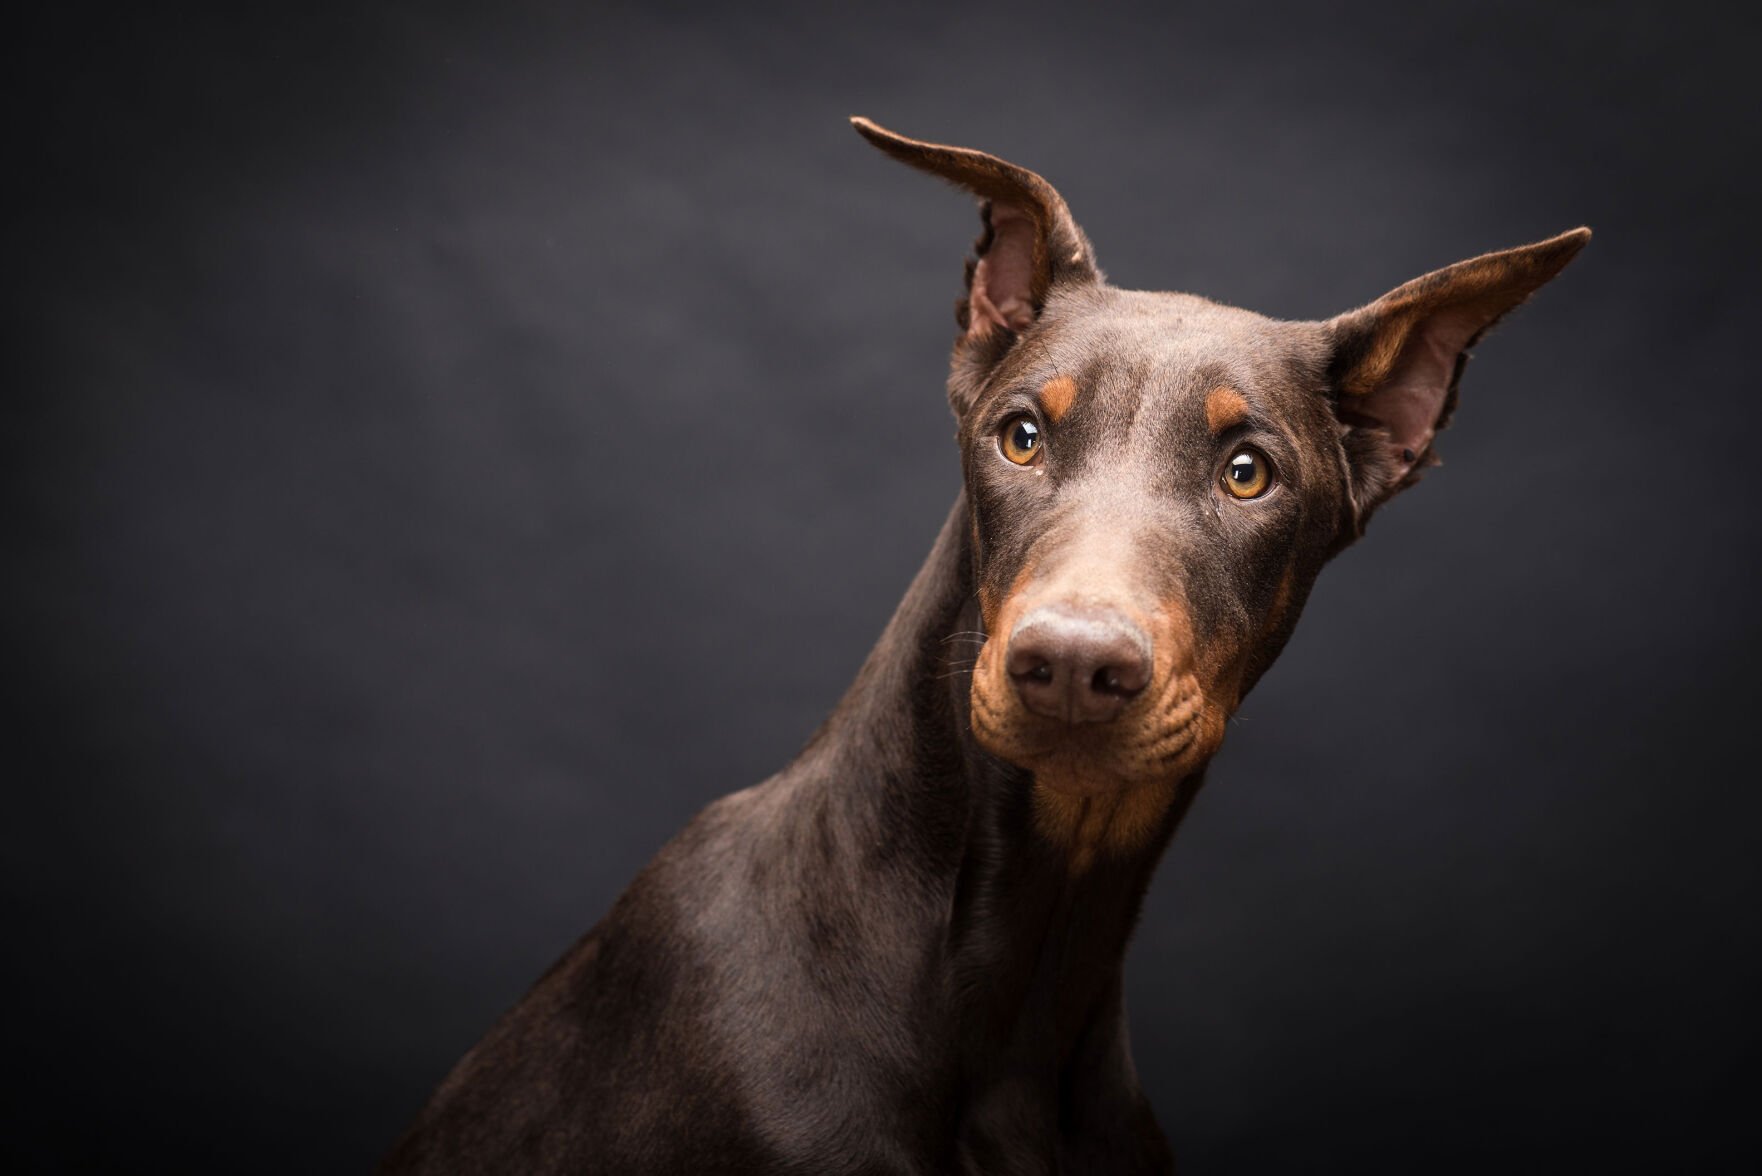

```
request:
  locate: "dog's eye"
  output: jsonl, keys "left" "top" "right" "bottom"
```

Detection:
{"left": 999, "top": 415, "right": 1043, "bottom": 465}
{"left": 1222, "top": 447, "right": 1273, "bottom": 499}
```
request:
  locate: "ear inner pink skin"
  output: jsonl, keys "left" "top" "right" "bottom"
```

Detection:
{"left": 1359, "top": 306, "right": 1482, "bottom": 477}
{"left": 969, "top": 205, "right": 1041, "bottom": 336}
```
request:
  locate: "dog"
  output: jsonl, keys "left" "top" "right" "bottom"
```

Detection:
{"left": 381, "top": 118, "right": 1588, "bottom": 1174}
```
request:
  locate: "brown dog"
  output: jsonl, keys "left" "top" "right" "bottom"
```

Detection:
{"left": 383, "top": 119, "right": 1588, "bottom": 1175}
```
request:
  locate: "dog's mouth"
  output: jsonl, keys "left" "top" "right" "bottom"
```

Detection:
{"left": 967, "top": 638, "right": 1225, "bottom": 797}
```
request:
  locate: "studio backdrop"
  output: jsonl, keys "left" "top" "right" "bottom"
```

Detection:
{"left": 9, "top": 2, "right": 1759, "bottom": 1172}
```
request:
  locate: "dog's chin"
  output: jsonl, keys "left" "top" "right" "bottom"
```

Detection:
{"left": 968, "top": 668, "right": 1225, "bottom": 798}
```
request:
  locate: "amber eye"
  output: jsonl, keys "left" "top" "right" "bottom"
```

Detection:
{"left": 999, "top": 414, "right": 1043, "bottom": 465}
{"left": 1222, "top": 447, "right": 1273, "bottom": 499}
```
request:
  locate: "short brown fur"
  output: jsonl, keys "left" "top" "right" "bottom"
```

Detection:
{"left": 1039, "top": 374, "right": 1079, "bottom": 422}
{"left": 1203, "top": 385, "right": 1250, "bottom": 433}
{"left": 382, "top": 120, "right": 1589, "bottom": 1176}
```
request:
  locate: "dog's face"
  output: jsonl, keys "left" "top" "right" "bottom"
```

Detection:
{"left": 855, "top": 119, "right": 1587, "bottom": 809}
{"left": 959, "top": 289, "right": 1343, "bottom": 795}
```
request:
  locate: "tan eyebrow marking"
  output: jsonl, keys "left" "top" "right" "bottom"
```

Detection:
{"left": 1205, "top": 386, "right": 1250, "bottom": 434}
{"left": 1038, "top": 375, "right": 1078, "bottom": 423}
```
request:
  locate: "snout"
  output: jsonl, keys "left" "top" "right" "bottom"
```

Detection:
{"left": 1005, "top": 605, "right": 1151, "bottom": 724}
{"left": 968, "top": 535, "right": 1226, "bottom": 802}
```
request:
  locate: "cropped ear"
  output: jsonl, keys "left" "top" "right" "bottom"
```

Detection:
{"left": 852, "top": 117, "right": 1101, "bottom": 406}
{"left": 1327, "top": 227, "right": 1590, "bottom": 527}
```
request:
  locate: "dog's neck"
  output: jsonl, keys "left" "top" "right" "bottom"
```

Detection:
{"left": 798, "top": 493, "right": 1201, "bottom": 1068}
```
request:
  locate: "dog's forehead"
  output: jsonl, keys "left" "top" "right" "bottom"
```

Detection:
{"left": 1024, "top": 287, "right": 1327, "bottom": 415}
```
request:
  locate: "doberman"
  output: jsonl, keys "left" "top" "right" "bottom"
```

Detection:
{"left": 383, "top": 119, "right": 1588, "bottom": 1174}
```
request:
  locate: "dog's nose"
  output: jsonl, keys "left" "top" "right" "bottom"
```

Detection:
{"left": 1005, "top": 606, "right": 1152, "bottom": 724}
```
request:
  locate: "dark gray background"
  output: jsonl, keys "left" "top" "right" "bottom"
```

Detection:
{"left": 9, "top": 1, "right": 1760, "bottom": 1171}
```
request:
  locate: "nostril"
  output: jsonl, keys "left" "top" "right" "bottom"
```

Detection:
{"left": 1091, "top": 659, "right": 1149, "bottom": 698}
{"left": 1005, "top": 643, "right": 1057, "bottom": 683}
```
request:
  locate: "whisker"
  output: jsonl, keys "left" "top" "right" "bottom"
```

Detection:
{"left": 936, "top": 656, "right": 980, "bottom": 676}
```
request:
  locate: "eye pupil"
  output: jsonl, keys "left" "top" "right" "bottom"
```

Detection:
{"left": 1013, "top": 421, "right": 1039, "bottom": 452}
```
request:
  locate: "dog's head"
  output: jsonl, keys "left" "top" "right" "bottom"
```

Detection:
{"left": 855, "top": 118, "right": 1587, "bottom": 807}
